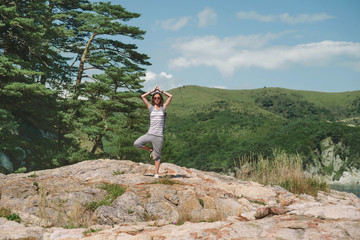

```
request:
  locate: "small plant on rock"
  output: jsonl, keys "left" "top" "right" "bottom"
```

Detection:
{"left": 198, "top": 198, "right": 204, "bottom": 208}
{"left": 151, "top": 176, "right": 178, "bottom": 185}
{"left": 83, "top": 228, "right": 102, "bottom": 235}
{"left": 87, "top": 183, "right": 126, "bottom": 211}
{"left": 28, "top": 172, "right": 38, "bottom": 178}
{"left": 0, "top": 208, "right": 21, "bottom": 223}
{"left": 112, "top": 170, "right": 126, "bottom": 176}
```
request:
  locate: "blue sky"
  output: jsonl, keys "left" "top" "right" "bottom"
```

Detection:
{"left": 112, "top": 0, "right": 360, "bottom": 92}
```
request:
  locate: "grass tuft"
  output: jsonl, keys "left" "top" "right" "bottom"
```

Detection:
{"left": 87, "top": 183, "right": 126, "bottom": 211}
{"left": 151, "top": 176, "right": 178, "bottom": 185}
{"left": 112, "top": 170, "right": 126, "bottom": 176}
{"left": 83, "top": 228, "right": 102, "bottom": 235}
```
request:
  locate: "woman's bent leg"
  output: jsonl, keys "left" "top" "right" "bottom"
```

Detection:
{"left": 134, "top": 134, "right": 153, "bottom": 152}
{"left": 151, "top": 136, "right": 163, "bottom": 174}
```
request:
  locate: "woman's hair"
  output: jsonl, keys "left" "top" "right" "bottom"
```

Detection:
{"left": 151, "top": 92, "right": 164, "bottom": 106}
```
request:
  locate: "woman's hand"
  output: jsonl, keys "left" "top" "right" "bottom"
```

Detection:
{"left": 152, "top": 85, "right": 158, "bottom": 93}
{"left": 156, "top": 85, "right": 163, "bottom": 93}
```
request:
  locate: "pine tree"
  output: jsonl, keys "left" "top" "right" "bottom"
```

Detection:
{"left": 0, "top": 0, "right": 150, "bottom": 171}
{"left": 0, "top": 1, "right": 66, "bottom": 171}
{"left": 67, "top": 2, "right": 150, "bottom": 155}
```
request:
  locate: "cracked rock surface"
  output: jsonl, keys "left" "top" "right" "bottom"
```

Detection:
{"left": 0, "top": 159, "right": 359, "bottom": 239}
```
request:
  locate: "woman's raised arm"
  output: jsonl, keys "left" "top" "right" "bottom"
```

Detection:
{"left": 141, "top": 86, "right": 157, "bottom": 109}
{"left": 157, "top": 87, "right": 173, "bottom": 109}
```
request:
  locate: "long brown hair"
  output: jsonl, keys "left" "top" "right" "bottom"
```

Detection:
{"left": 151, "top": 93, "right": 164, "bottom": 107}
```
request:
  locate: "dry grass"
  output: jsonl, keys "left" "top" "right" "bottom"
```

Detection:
{"left": 38, "top": 186, "right": 93, "bottom": 228}
{"left": 150, "top": 176, "right": 179, "bottom": 185}
{"left": 235, "top": 150, "right": 329, "bottom": 196}
{"left": 176, "top": 205, "right": 224, "bottom": 225}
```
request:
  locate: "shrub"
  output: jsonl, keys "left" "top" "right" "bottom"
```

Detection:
{"left": 14, "top": 167, "right": 27, "bottom": 173}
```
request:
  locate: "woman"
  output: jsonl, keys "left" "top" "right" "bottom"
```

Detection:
{"left": 134, "top": 85, "right": 173, "bottom": 178}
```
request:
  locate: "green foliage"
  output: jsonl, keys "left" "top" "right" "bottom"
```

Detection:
{"left": 255, "top": 91, "right": 334, "bottom": 120}
{"left": 162, "top": 86, "right": 360, "bottom": 177}
{"left": 198, "top": 198, "right": 204, "bottom": 207}
{"left": 0, "top": 208, "right": 21, "bottom": 223}
{"left": 27, "top": 172, "right": 37, "bottom": 178}
{"left": 83, "top": 228, "right": 102, "bottom": 235}
{"left": 14, "top": 167, "right": 26, "bottom": 173}
{"left": 0, "top": 0, "right": 149, "bottom": 172}
{"left": 87, "top": 183, "right": 126, "bottom": 211}
{"left": 247, "top": 199, "right": 266, "bottom": 205}
{"left": 112, "top": 170, "right": 126, "bottom": 176}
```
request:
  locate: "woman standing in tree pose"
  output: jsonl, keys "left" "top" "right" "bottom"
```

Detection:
{"left": 134, "top": 85, "right": 173, "bottom": 178}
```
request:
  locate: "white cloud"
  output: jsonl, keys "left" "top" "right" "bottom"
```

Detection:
{"left": 237, "top": 11, "right": 276, "bottom": 22}
{"left": 198, "top": 7, "right": 217, "bottom": 27}
{"left": 156, "top": 16, "right": 192, "bottom": 31}
{"left": 144, "top": 71, "right": 156, "bottom": 81}
{"left": 141, "top": 71, "right": 182, "bottom": 91}
{"left": 159, "top": 72, "right": 173, "bottom": 79}
{"left": 156, "top": 8, "right": 218, "bottom": 31}
{"left": 279, "top": 13, "right": 335, "bottom": 24}
{"left": 211, "top": 86, "right": 227, "bottom": 89}
{"left": 169, "top": 35, "right": 360, "bottom": 76}
{"left": 237, "top": 11, "right": 334, "bottom": 24}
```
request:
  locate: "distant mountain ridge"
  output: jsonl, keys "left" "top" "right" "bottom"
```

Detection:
{"left": 167, "top": 85, "right": 360, "bottom": 120}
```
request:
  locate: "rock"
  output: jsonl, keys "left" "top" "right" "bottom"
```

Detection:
{"left": 93, "top": 191, "right": 145, "bottom": 225}
{"left": 254, "top": 206, "right": 288, "bottom": 219}
{"left": 43, "top": 228, "right": 85, "bottom": 240}
{"left": 0, "top": 151, "right": 13, "bottom": 172}
{"left": 289, "top": 204, "right": 360, "bottom": 220}
{"left": 240, "top": 211, "right": 256, "bottom": 220}
{"left": 0, "top": 217, "right": 44, "bottom": 240}
{"left": 320, "top": 137, "right": 345, "bottom": 172}
{"left": 307, "top": 136, "right": 360, "bottom": 184}
{"left": 234, "top": 184, "right": 277, "bottom": 204}
{"left": 0, "top": 159, "right": 359, "bottom": 240}
{"left": 254, "top": 206, "right": 270, "bottom": 219}
{"left": 278, "top": 192, "right": 297, "bottom": 206}
{"left": 111, "top": 191, "right": 145, "bottom": 219}
{"left": 143, "top": 184, "right": 183, "bottom": 222}
{"left": 337, "top": 169, "right": 360, "bottom": 184}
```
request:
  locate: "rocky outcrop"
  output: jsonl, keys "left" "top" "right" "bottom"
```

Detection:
{"left": 308, "top": 137, "right": 360, "bottom": 184}
{"left": 0, "top": 151, "right": 13, "bottom": 172}
{"left": 0, "top": 159, "right": 359, "bottom": 239}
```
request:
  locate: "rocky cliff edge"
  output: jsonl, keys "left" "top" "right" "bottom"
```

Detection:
{"left": 0, "top": 159, "right": 359, "bottom": 240}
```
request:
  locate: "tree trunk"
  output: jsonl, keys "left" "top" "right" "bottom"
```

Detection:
{"left": 90, "top": 114, "right": 108, "bottom": 154}
{"left": 75, "top": 32, "right": 97, "bottom": 91}
{"left": 91, "top": 134, "right": 104, "bottom": 154}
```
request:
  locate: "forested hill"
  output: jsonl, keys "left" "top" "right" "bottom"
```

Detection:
{"left": 161, "top": 85, "right": 360, "bottom": 176}
{"left": 167, "top": 85, "right": 360, "bottom": 120}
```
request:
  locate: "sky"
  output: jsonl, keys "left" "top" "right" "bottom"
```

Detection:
{"left": 111, "top": 0, "right": 360, "bottom": 92}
